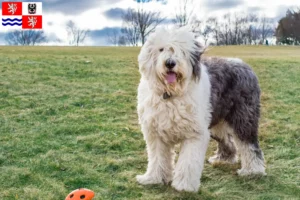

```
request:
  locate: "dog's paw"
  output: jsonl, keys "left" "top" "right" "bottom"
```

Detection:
{"left": 136, "top": 174, "right": 164, "bottom": 185}
{"left": 237, "top": 168, "right": 266, "bottom": 176}
{"left": 171, "top": 178, "right": 199, "bottom": 192}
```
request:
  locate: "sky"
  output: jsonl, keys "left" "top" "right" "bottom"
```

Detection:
{"left": 0, "top": 0, "right": 299, "bottom": 46}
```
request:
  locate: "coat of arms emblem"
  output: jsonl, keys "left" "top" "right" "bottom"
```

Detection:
{"left": 28, "top": 3, "right": 36, "bottom": 14}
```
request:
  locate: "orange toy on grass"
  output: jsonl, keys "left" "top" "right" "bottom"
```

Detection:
{"left": 65, "top": 188, "right": 95, "bottom": 200}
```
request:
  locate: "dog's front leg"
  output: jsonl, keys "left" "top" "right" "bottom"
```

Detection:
{"left": 172, "top": 130, "right": 210, "bottom": 192}
{"left": 137, "top": 134, "right": 175, "bottom": 185}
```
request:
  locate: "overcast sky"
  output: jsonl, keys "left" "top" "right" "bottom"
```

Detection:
{"left": 0, "top": 0, "right": 299, "bottom": 46}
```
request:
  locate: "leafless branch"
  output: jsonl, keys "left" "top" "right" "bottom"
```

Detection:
{"left": 173, "top": 0, "right": 195, "bottom": 27}
{"left": 5, "top": 30, "right": 46, "bottom": 46}
{"left": 122, "top": 8, "right": 164, "bottom": 45}
{"left": 66, "top": 20, "right": 89, "bottom": 46}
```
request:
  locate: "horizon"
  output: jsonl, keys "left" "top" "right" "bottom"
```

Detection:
{"left": 0, "top": 0, "right": 299, "bottom": 46}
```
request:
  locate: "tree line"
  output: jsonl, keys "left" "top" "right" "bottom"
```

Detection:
{"left": 276, "top": 8, "right": 300, "bottom": 45}
{"left": 4, "top": 0, "right": 300, "bottom": 46}
{"left": 107, "top": 1, "right": 299, "bottom": 46}
{"left": 4, "top": 20, "right": 89, "bottom": 46}
{"left": 201, "top": 13, "right": 274, "bottom": 45}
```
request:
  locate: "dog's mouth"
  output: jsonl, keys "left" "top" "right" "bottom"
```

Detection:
{"left": 165, "top": 71, "right": 177, "bottom": 84}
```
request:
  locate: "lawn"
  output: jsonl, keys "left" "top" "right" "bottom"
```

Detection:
{"left": 0, "top": 45, "right": 299, "bottom": 200}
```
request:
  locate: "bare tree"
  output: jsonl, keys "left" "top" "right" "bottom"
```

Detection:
{"left": 212, "top": 12, "right": 269, "bottom": 46}
{"left": 118, "top": 35, "right": 127, "bottom": 46}
{"left": 122, "top": 8, "right": 164, "bottom": 45}
{"left": 190, "top": 18, "right": 202, "bottom": 36}
{"left": 231, "top": 13, "right": 246, "bottom": 45}
{"left": 245, "top": 14, "right": 258, "bottom": 44}
{"left": 136, "top": 8, "right": 164, "bottom": 45}
{"left": 66, "top": 20, "right": 89, "bottom": 46}
{"left": 260, "top": 15, "right": 274, "bottom": 44}
{"left": 207, "top": 17, "right": 220, "bottom": 45}
{"left": 173, "top": 0, "right": 194, "bottom": 27}
{"left": 106, "top": 29, "right": 119, "bottom": 46}
{"left": 202, "top": 25, "right": 212, "bottom": 45}
{"left": 252, "top": 26, "right": 261, "bottom": 45}
{"left": 5, "top": 30, "right": 46, "bottom": 46}
{"left": 122, "top": 9, "right": 140, "bottom": 46}
{"left": 220, "top": 13, "right": 232, "bottom": 45}
{"left": 121, "top": 27, "right": 139, "bottom": 46}
{"left": 239, "top": 15, "right": 249, "bottom": 45}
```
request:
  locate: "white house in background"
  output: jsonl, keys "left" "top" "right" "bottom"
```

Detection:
{"left": 262, "top": 36, "right": 277, "bottom": 45}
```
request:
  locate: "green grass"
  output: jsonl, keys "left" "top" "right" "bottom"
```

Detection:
{"left": 0, "top": 45, "right": 299, "bottom": 200}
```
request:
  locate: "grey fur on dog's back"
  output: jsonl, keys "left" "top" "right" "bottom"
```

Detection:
{"left": 203, "top": 57, "right": 261, "bottom": 145}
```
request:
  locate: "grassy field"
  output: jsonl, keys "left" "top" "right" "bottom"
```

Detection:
{"left": 0, "top": 45, "right": 299, "bottom": 200}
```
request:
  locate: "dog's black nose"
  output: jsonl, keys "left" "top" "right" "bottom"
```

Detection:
{"left": 165, "top": 59, "right": 176, "bottom": 69}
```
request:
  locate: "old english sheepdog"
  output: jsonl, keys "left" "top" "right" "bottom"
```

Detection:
{"left": 136, "top": 27, "right": 266, "bottom": 192}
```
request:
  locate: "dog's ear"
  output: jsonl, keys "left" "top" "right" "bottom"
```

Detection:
{"left": 138, "top": 43, "right": 153, "bottom": 76}
{"left": 190, "top": 41, "right": 205, "bottom": 81}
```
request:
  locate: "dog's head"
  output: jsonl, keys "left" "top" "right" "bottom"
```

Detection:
{"left": 138, "top": 27, "right": 204, "bottom": 97}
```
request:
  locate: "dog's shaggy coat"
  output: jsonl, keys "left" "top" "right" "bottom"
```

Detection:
{"left": 136, "top": 27, "right": 266, "bottom": 192}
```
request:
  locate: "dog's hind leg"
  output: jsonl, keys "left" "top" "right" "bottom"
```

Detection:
{"left": 232, "top": 135, "right": 266, "bottom": 176}
{"left": 226, "top": 106, "right": 266, "bottom": 176}
{"left": 208, "top": 122, "right": 238, "bottom": 164}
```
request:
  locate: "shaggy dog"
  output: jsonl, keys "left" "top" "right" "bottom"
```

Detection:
{"left": 136, "top": 27, "right": 266, "bottom": 192}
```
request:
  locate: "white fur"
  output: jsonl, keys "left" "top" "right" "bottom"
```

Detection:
{"left": 233, "top": 136, "right": 267, "bottom": 176}
{"left": 137, "top": 64, "right": 211, "bottom": 192}
{"left": 137, "top": 27, "right": 212, "bottom": 192}
{"left": 227, "top": 57, "right": 243, "bottom": 64}
{"left": 209, "top": 121, "right": 266, "bottom": 175}
{"left": 136, "top": 28, "right": 265, "bottom": 193}
{"left": 208, "top": 121, "right": 238, "bottom": 164}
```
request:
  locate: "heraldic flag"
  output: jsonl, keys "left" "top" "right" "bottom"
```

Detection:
{"left": 2, "top": 2, "right": 43, "bottom": 29}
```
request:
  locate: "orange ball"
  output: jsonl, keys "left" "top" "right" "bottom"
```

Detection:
{"left": 65, "top": 188, "right": 95, "bottom": 200}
